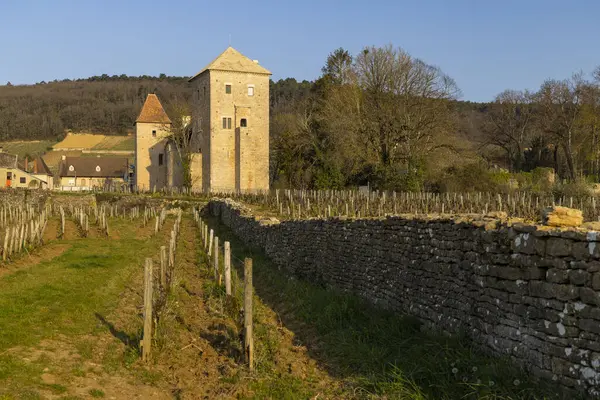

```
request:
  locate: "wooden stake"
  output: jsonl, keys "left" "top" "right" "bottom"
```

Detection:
{"left": 160, "top": 245, "right": 167, "bottom": 289}
{"left": 214, "top": 236, "right": 219, "bottom": 283}
{"left": 142, "top": 258, "right": 153, "bottom": 362}
{"left": 224, "top": 241, "right": 231, "bottom": 296}
{"left": 244, "top": 258, "right": 254, "bottom": 370}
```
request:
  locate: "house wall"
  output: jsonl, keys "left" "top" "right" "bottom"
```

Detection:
{"left": 135, "top": 122, "right": 169, "bottom": 191}
{"left": 191, "top": 73, "right": 211, "bottom": 192}
{"left": 0, "top": 167, "right": 41, "bottom": 188}
{"left": 192, "top": 70, "right": 269, "bottom": 193}
{"left": 208, "top": 199, "right": 600, "bottom": 397}
{"left": 59, "top": 177, "right": 125, "bottom": 189}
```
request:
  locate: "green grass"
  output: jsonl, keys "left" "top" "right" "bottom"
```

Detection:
{"left": 88, "top": 389, "right": 105, "bottom": 398}
{"left": 204, "top": 217, "right": 574, "bottom": 400}
{"left": 0, "top": 218, "right": 167, "bottom": 398}
{"left": 0, "top": 140, "right": 56, "bottom": 158}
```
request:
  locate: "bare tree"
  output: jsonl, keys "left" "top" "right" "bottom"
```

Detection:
{"left": 537, "top": 75, "right": 585, "bottom": 180}
{"left": 321, "top": 48, "right": 353, "bottom": 85}
{"left": 482, "top": 89, "right": 535, "bottom": 171}
{"left": 352, "top": 45, "right": 461, "bottom": 187}
{"left": 162, "top": 100, "right": 196, "bottom": 188}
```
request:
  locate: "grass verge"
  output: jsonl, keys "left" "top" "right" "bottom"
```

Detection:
{"left": 203, "top": 216, "right": 574, "bottom": 400}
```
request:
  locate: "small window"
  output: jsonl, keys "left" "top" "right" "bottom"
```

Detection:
{"left": 225, "top": 84, "right": 232, "bottom": 94}
{"left": 222, "top": 117, "right": 232, "bottom": 130}
{"left": 6, "top": 172, "right": 11, "bottom": 179}
{"left": 95, "top": 166, "right": 101, "bottom": 172}
{"left": 203, "top": 86, "right": 206, "bottom": 97}
{"left": 69, "top": 165, "right": 74, "bottom": 172}
{"left": 159, "top": 153, "right": 164, "bottom": 166}
{"left": 196, "top": 89, "right": 200, "bottom": 100}
{"left": 152, "top": 130, "right": 157, "bottom": 137}
{"left": 19, "top": 177, "right": 25, "bottom": 184}
{"left": 240, "top": 118, "right": 247, "bottom": 127}
{"left": 247, "top": 86, "right": 254, "bottom": 96}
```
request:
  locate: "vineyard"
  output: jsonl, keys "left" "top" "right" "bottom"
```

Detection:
{"left": 0, "top": 191, "right": 584, "bottom": 399}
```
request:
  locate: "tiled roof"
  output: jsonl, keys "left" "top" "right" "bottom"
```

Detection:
{"left": 189, "top": 47, "right": 271, "bottom": 82}
{"left": 58, "top": 157, "right": 128, "bottom": 178}
{"left": 136, "top": 94, "right": 172, "bottom": 124}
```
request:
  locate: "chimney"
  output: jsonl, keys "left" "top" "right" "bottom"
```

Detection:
{"left": 253, "top": 60, "right": 259, "bottom": 64}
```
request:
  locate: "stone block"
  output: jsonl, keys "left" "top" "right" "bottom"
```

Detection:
{"left": 546, "top": 238, "right": 573, "bottom": 257}
{"left": 542, "top": 206, "right": 583, "bottom": 227}
{"left": 568, "top": 269, "right": 590, "bottom": 286}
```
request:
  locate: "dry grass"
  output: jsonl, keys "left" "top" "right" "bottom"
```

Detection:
{"left": 53, "top": 134, "right": 106, "bottom": 149}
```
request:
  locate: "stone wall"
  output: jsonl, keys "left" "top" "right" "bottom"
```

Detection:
{"left": 208, "top": 199, "right": 600, "bottom": 397}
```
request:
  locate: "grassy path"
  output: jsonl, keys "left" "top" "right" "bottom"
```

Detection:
{"left": 0, "top": 217, "right": 170, "bottom": 399}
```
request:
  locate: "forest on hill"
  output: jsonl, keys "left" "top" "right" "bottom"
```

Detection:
{"left": 2, "top": 44, "right": 600, "bottom": 192}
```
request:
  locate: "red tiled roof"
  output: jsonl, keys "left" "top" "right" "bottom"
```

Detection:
{"left": 136, "top": 94, "right": 172, "bottom": 124}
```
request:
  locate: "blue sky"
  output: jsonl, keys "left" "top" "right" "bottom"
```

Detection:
{"left": 0, "top": 0, "right": 598, "bottom": 102}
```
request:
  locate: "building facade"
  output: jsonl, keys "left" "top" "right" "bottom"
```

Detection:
{"left": 134, "top": 94, "right": 173, "bottom": 191}
{"left": 134, "top": 47, "right": 270, "bottom": 193}
{"left": 58, "top": 156, "right": 128, "bottom": 191}
{"left": 189, "top": 47, "right": 270, "bottom": 193}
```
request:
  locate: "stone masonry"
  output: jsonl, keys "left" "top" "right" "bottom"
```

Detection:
{"left": 209, "top": 198, "right": 600, "bottom": 397}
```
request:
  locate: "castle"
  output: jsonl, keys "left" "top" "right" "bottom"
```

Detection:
{"left": 134, "top": 47, "right": 271, "bottom": 193}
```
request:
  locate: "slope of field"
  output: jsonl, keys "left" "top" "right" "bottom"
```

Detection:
{"left": 92, "top": 135, "right": 135, "bottom": 151}
{"left": 0, "top": 140, "right": 56, "bottom": 158}
{"left": 53, "top": 134, "right": 134, "bottom": 151}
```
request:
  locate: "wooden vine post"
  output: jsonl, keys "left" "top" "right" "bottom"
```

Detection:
{"left": 244, "top": 258, "right": 254, "bottom": 370}
{"left": 224, "top": 241, "right": 231, "bottom": 296}
{"left": 141, "top": 258, "right": 153, "bottom": 361}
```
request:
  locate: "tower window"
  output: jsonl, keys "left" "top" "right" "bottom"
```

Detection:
{"left": 203, "top": 86, "right": 206, "bottom": 97}
{"left": 196, "top": 89, "right": 200, "bottom": 100}
{"left": 247, "top": 85, "right": 254, "bottom": 96}
{"left": 152, "top": 130, "right": 157, "bottom": 137}
{"left": 159, "top": 153, "right": 164, "bottom": 166}
{"left": 240, "top": 118, "right": 247, "bottom": 127}
{"left": 222, "top": 117, "right": 232, "bottom": 129}
{"left": 225, "top": 84, "right": 232, "bottom": 94}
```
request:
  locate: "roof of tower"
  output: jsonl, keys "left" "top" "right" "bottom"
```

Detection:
{"left": 189, "top": 47, "right": 271, "bottom": 82}
{"left": 136, "top": 94, "right": 172, "bottom": 124}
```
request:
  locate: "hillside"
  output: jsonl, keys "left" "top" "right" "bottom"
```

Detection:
{"left": 0, "top": 76, "right": 191, "bottom": 141}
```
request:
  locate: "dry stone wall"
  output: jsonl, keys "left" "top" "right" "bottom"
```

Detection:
{"left": 208, "top": 199, "right": 600, "bottom": 397}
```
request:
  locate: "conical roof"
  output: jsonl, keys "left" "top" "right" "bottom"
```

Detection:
{"left": 189, "top": 47, "right": 271, "bottom": 82}
{"left": 136, "top": 94, "right": 172, "bottom": 124}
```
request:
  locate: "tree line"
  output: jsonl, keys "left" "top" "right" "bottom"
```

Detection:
{"left": 2, "top": 46, "right": 599, "bottom": 191}
{"left": 269, "top": 46, "right": 600, "bottom": 191}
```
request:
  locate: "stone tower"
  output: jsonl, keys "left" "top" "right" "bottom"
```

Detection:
{"left": 135, "top": 94, "right": 172, "bottom": 191}
{"left": 189, "top": 47, "right": 271, "bottom": 193}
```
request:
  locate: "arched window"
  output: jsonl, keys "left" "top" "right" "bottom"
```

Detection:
{"left": 240, "top": 118, "right": 247, "bottom": 128}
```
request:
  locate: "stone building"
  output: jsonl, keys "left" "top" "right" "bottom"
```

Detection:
{"left": 134, "top": 47, "right": 270, "bottom": 193}
{"left": 189, "top": 46, "right": 271, "bottom": 193}
{"left": 134, "top": 94, "right": 173, "bottom": 191}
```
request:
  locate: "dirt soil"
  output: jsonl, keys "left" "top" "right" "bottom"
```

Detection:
{"left": 1, "top": 216, "right": 342, "bottom": 399}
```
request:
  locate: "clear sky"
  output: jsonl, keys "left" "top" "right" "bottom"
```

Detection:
{"left": 0, "top": 0, "right": 598, "bottom": 102}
